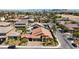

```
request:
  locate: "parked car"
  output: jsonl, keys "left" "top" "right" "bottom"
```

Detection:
{"left": 71, "top": 43, "right": 77, "bottom": 47}
{"left": 58, "top": 28, "right": 64, "bottom": 33}
{"left": 8, "top": 45, "right": 16, "bottom": 49}
{"left": 67, "top": 38, "right": 74, "bottom": 40}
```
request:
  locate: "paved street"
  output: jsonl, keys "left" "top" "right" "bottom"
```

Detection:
{"left": 55, "top": 30, "right": 75, "bottom": 49}
{"left": 48, "top": 23, "right": 76, "bottom": 49}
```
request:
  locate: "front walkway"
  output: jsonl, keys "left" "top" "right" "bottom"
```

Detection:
{"left": 27, "top": 41, "right": 43, "bottom": 46}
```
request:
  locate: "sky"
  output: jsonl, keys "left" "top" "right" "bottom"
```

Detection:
{"left": 0, "top": 0, "right": 79, "bottom": 9}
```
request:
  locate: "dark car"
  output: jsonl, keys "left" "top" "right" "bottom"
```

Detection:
{"left": 59, "top": 30, "right": 64, "bottom": 33}
{"left": 8, "top": 45, "right": 16, "bottom": 49}
{"left": 58, "top": 28, "right": 64, "bottom": 33}
{"left": 72, "top": 43, "right": 77, "bottom": 47}
{"left": 68, "top": 38, "right": 74, "bottom": 40}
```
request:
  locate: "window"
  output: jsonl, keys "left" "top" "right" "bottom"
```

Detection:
{"left": 0, "top": 33, "right": 6, "bottom": 36}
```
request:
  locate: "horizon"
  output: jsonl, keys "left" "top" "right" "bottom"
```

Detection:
{"left": 0, "top": 9, "right": 79, "bottom": 12}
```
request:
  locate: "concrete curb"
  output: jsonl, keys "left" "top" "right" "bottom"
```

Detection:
{"left": 53, "top": 33, "right": 61, "bottom": 48}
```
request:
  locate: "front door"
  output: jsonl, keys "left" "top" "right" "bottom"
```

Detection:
{"left": 33, "top": 39, "right": 42, "bottom": 41}
{"left": 29, "top": 38, "right": 32, "bottom": 41}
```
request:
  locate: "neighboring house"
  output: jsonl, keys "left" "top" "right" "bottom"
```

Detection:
{"left": 0, "top": 22, "right": 15, "bottom": 44}
{"left": 24, "top": 16, "right": 29, "bottom": 19}
{"left": 17, "top": 14, "right": 25, "bottom": 19}
{"left": 26, "top": 27, "right": 33, "bottom": 34}
{"left": 64, "top": 24, "right": 79, "bottom": 31}
{"left": 31, "top": 22, "right": 44, "bottom": 27}
{"left": 57, "top": 19, "right": 79, "bottom": 31}
{"left": 8, "top": 32, "right": 21, "bottom": 40}
{"left": 6, "top": 19, "right": 19, "bottom": 22}
{"left": 15, "top": 19, "right": 28, "bottom": 33}
{"left": 31, "top": 22, "right": 44, "bottom": 30}
{"left": 59, "top": 14, "right": 79, "bottom": 22}
{"left": 57, "top": 20, "right": 72, "bottom": 25}
{"left": 15, "top": 20, "right": 28, "bottom": 28}
{"left": 28, "top": 19, "right": 34, "bottom": 23}
{"left": 27, "top": 22, "right": 45, "bottom": 34}
{"left": 57, "top": 21, "right": 65, "bottom": 25}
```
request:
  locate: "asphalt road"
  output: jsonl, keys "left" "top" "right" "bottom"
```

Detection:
{"left": 55, "top": 30, "right": 75, "bottom": 49}
{"left": 47, "top": 23, "right": 76, "bottom": 49}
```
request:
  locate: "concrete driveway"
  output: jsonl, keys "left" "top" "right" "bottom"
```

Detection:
{"left": 27, "top": 41, "right": 43, "bottom": 46}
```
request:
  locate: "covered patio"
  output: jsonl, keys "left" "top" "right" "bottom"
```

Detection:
{"left": 21, "top": 34, "right": 42, "bottom": 41}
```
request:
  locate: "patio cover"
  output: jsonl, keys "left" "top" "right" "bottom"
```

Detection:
{"left": 21, "top": 34, "right": 40, "bottom": 39}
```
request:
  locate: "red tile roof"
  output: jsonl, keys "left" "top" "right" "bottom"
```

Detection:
{"left": 21, "top": 27, "right": 53, "bottom": 38}
{"left": 32, "top": 27, "right": 53, "bottom": 38}
{"left": 21, "top": 27, "right": 53, "bottom": 39}
{"left": 21, "top": 34, "right": 40, "bottom": 38}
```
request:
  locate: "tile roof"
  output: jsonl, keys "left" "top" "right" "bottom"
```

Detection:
{"left": 0, "top": 22, "right": 11, "bottom": 27}
{"left": 0, "top": 26, "right": 14, "bottom": 33}
{"left": 32, "top": 27, "right": 53, "bottom": 38}
{"left": 21, "top": 27, "right": 53, "bottom": 39}
{"left": 21, "top": 34, "right": 40, "bottom": 38}
{"left": 8, "top": 32, "right": 20, "bottom": 37}
{"left": 65, "top": 24, "right": 79, "bottom": 30}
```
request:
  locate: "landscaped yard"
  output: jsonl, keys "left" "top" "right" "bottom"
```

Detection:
{"left": 4, "top": 38, "right": 28, "bottom": 46}
{"left": 43, "top": 38, "right": 58, "bottom": 46}
{"left": 26, "top": 38, "right": 58, "bottom": 46}
{"left": 16, "top": 27, "right": 27, "bottom": 34}
{"left": 74, "top": 39, "right": 79, "bottom": 46}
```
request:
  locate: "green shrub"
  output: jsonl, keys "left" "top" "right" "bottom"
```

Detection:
{"left": 73, "top": 32, "right": 79, "bottom": 38}
{"left": 43, "top": 38, "right": 58, "bottom": 46}
{"left": 21, "top": 38, "right": 28, "bottom": 43}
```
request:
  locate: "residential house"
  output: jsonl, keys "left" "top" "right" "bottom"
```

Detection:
{"left": 15, "top": 19, "right": 28, "bottom": 33}
{"left": 21, "top": 27, "right": 53, "bottom": 42}
{"left": 31, "top": 22, "right": 44, "bottom": 30}
{"left": 0, "top": 22, "right": 15, "bottom": 44}
{"left": 8, "top": 32, "right": 21, "bottom": 40}
{"left": 64, "top": 24, "right": 79, "bottom": 31}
